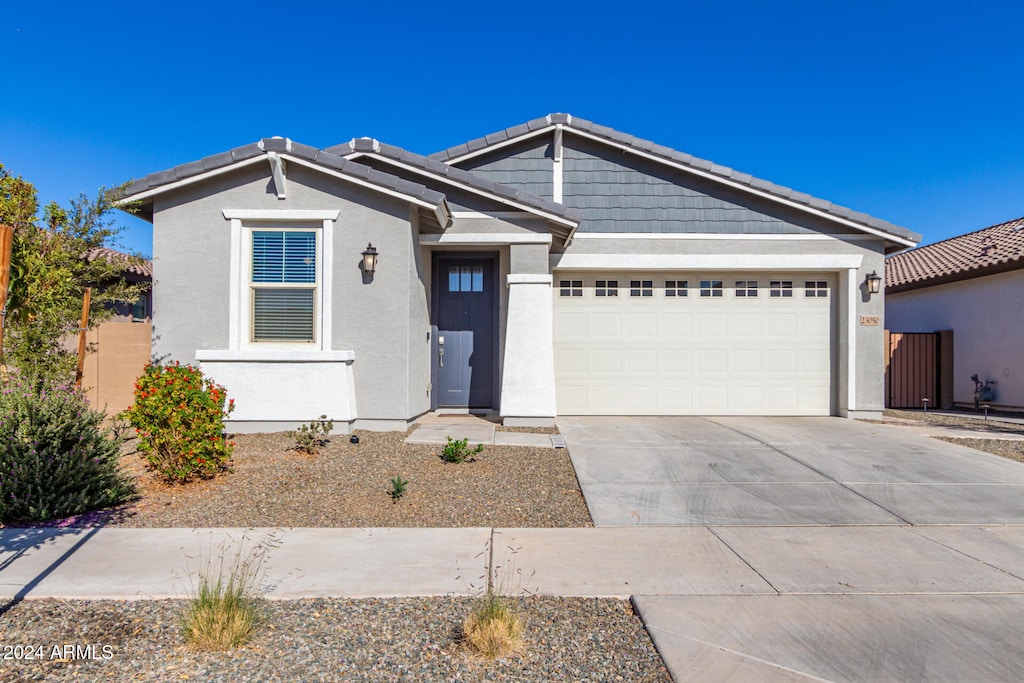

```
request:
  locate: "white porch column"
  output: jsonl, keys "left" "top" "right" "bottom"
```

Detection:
{"left": 500, "top": 274, "right": 557, "bottom": 426}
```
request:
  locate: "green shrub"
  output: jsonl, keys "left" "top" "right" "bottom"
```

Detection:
{"left": 0, "top": 375, "right": 136, "bottom": 523}
{"left": 389, "top": 475, "right": 409, "bottom": 501}
{"left": 293, "top": 414, "right": 334, "bottom": 454}
{"left": 440, "top": 436, "right": 484, "bottom": 464}
{"left": 125, "top": 362, "right": 235, "bottom": 483}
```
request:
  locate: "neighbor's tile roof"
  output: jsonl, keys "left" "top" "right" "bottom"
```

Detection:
{"left": 326, "top": 137, "right": 582, "bottom": 224}
{"left": 85, "top": 247, "right": 153, "bottom": 278}
{"left": 886, "top": 216, "right": 1024, "bottom": 292}
{"left": 123, "top": 138, "right": 448, "bottom": 208}
{"left": 431, "top": 113, "right": 921, "bottom": 245}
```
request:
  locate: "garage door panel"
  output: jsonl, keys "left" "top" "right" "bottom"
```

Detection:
{"left": 731, "top": 313, "right": 762, "bottom": 336}
{"left": 660, "top": 313, "right": 693, "bottom": 337}
{"left": 696, "top": 313, "right": 728, "bottom": 336}
{"left": 628, "top": 348, "right": 659, "bottom": 374}
{"left": 626, "top": 312, "right": 658, "bottom": 337}
{"left": 696, "top": 348, "right": 729, "bottom": 374}
{"left": 733, "top": 349, "right": 763, "bottom": 373}
{"left": 590, "top": 348, "right": 623, "bottom": 373}
{"left": 554, "top": 272, "right": 834, "bottom": 416}
{"left": 589, "top": 313, "right": 622, "bottom": 337}
{"left": 661, "top": 348, "right": 693, "bottom": 373}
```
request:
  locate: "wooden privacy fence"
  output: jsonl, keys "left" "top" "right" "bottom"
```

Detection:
{"left": 885, "top": 330, "right": 954, "bottom": 409}
{"left": 81, "top": 321, "right": 152, "bottom": 416}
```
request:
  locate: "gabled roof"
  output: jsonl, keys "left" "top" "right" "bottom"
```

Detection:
{"left": 886, "top": 216, "right": 1024, "bottom": 293}
{"left": 431, "top": 113, "right": 921, "bottom": 248}
{"left": 122, "top": 138, "right": 451, "bottom": 227}
{"left": 326, "top": 137, "right": 582, "bottom": 229}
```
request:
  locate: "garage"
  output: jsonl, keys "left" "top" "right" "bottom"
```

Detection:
{"left": 553, "top": 272, "right": 835, "bottom": 415}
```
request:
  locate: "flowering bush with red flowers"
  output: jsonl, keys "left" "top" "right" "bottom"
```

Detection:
{"left": 125, "top": 362, "right": 236, "bottom": 483}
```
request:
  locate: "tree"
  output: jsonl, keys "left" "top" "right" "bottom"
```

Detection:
{"left": 0, "top": 163, "right": 149, "bottom": 383}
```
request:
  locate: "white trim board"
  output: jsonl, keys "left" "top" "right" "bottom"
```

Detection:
{"left": 223, "top": 209, "right": 340, "bottom": 221}
{"left": 572, "top": 232, "right": 882, "bottom": 241}
{"left": 420, "top": 233, "right": 552, "bottom": 245}
{"left": 551, "top": 254, "right": 864, "bottom": 271}
{"left": 122, "top": 157, "right": 267, "bottom": 203}
{"left": 442, "top": 125, "right": 556, "bottom": 164}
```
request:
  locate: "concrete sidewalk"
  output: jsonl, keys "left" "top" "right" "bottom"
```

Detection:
{"left": 5, "top": 524, "right": 1024, "bottom": 680}
{"left": 4, "top": 524, "right": 1024, "bottom": 600}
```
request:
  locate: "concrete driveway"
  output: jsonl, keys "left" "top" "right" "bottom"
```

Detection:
{"left": 558, "top": 415, "right": 1024, "bottom": 526}
{"left": 557, "top": 416, "right": 1024, "bottom": 680}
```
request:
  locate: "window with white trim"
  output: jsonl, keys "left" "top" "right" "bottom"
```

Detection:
{"left": 250, "top": 229, "right": 318, "bottom": 343}
{"left": 735, "top": 280, "right": 758, "bottom": 297}
{"left": 595, "top": 279, "right": 618, "bottom": 297}
{"left": 805, "top": 280, "right": 828, "bottom": 297}
{"left": 769, "top": 280, "right": 793, "bottom": 298}
{"left": 630, "top": 280, "right": 653, "bottom": 297}
{"left": 559, "top": 279, "right": 583, "bottom": 297}
{"left": 665, "top": 280, "right": 688, "bottom": 297}
{"left": 700, "top": 280, "right": 723, "bottom": 297}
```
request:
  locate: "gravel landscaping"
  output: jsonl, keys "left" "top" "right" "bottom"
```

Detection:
{"left": 882, "top": 409, "right": 1024, "bottom": 462}
{"left": 64, "top": 428, "right": 592, "bottom": 529}
{"left": 0, "top": 597, "right": 670, "bottom": 682}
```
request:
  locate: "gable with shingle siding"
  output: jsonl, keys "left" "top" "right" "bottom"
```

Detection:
{"left": 456, "top": 137, "right": 553, "bottom": 201}
{"left": 559, "top": 136, "right": 861, "bottom": 235}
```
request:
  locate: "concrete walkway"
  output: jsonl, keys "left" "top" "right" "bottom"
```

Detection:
{"left": 5, "top": 416, "right": 1024, "bottom": 681}
{"left": 404, "top": 413, "right": 557, "bottom": 448}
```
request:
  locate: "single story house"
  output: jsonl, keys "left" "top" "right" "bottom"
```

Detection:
{"left": 886, "top": 216, "right": 1024, "bottom": 411}
{"left": 122, "top": 114, "right": 919, "bottom": 432}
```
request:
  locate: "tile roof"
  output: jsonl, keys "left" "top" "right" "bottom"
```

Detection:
{"left": 430, "top": 114, "right": 921, "bottom": 245}
{"left": 326, "top": 137, "right": 582, "bottom": 225}
{"left": 85, "top": 247, "right": 153, "bottom": 278}
{"left": 886, "top": 216, "right": 1024, "bottom": 293}
{"left": 123, "top": 138, "right": 449, "bottom": 210}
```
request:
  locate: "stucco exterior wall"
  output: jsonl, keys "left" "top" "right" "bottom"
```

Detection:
{"left": 151, "top": 164, "right": 426, "bottom": 427}
{"left": 886, "top": 270, "right": 1024, "bottom": 409}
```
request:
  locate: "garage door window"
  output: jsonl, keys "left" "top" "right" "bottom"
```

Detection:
{"left": 769, "top": 280, "right": 793, "bottom": 298}
{"left": 700, "top": 280, "right": 723, "bottom": 297}
{"left": 735, "top": 280, "right": 759, "bottom": 297}
{"left": 595, "top": 280, "right": 619, "bottom": 297}
{"left": 665, "top": 280, "right": 688, "bottom": 297}
{"left": 630, "top": 280, "right": 653, "bottom": 297}
{"left": 805, "top": 280, "right": 828, "bottom": 297}
{"left": 559, "top": 280, "right": 583, "bottom": 297}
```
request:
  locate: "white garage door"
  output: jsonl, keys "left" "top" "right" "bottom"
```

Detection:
{"left": 553, "top": 272, "right": 835, "bottom": 415}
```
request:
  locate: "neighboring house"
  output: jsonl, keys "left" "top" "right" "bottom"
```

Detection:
{"left": 121, "top": 114, "right": 919, "bottom": 432}
{"left": 886, "top": 216, "right": 1024, "bottom": 411}
{"left": 80, "top": 247, "right": 153, "bottom": 415}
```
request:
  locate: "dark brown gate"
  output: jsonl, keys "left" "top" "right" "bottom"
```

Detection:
{"left": 886, "top": 332, "right": 938, "bottom": 409}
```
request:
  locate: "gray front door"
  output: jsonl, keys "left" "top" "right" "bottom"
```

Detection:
{"left": 433, "top": 255, "right": 497, "bottom": 408}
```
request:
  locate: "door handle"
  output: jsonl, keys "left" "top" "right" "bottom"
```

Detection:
{"left": 438, "top": 347, "right": 444, "bottom": 368}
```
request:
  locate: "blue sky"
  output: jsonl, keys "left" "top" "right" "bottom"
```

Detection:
{"left": 3, "top": 1, "right": 1021, "bottom": 257}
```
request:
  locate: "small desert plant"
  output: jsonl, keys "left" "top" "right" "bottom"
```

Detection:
{"left": 389, "top": 475, "right": 409, "bottom": 501}
{"left": 440, "top": 436, "right": 484, "bottom": 463}
{"left": 181, "top": 533, "right": 275, "bottom": 651}
{"left": 462, "top": 593, "right": 525, "bottom": 660}
{"left": 125, "top": 362, "right": 235, "bottom": 483}
{"left": 0, "top": 375, "right": 136, "bottom": 523}
{"left": 293, "top": 414, "right": 334, "bottom": 454}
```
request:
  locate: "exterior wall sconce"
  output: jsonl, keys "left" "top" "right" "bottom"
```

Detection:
{"left": 865, "top": 271, "right": 882, "bottom": 295}
{"left": 362, "top": 243, "right": 378, "bottom": 274}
